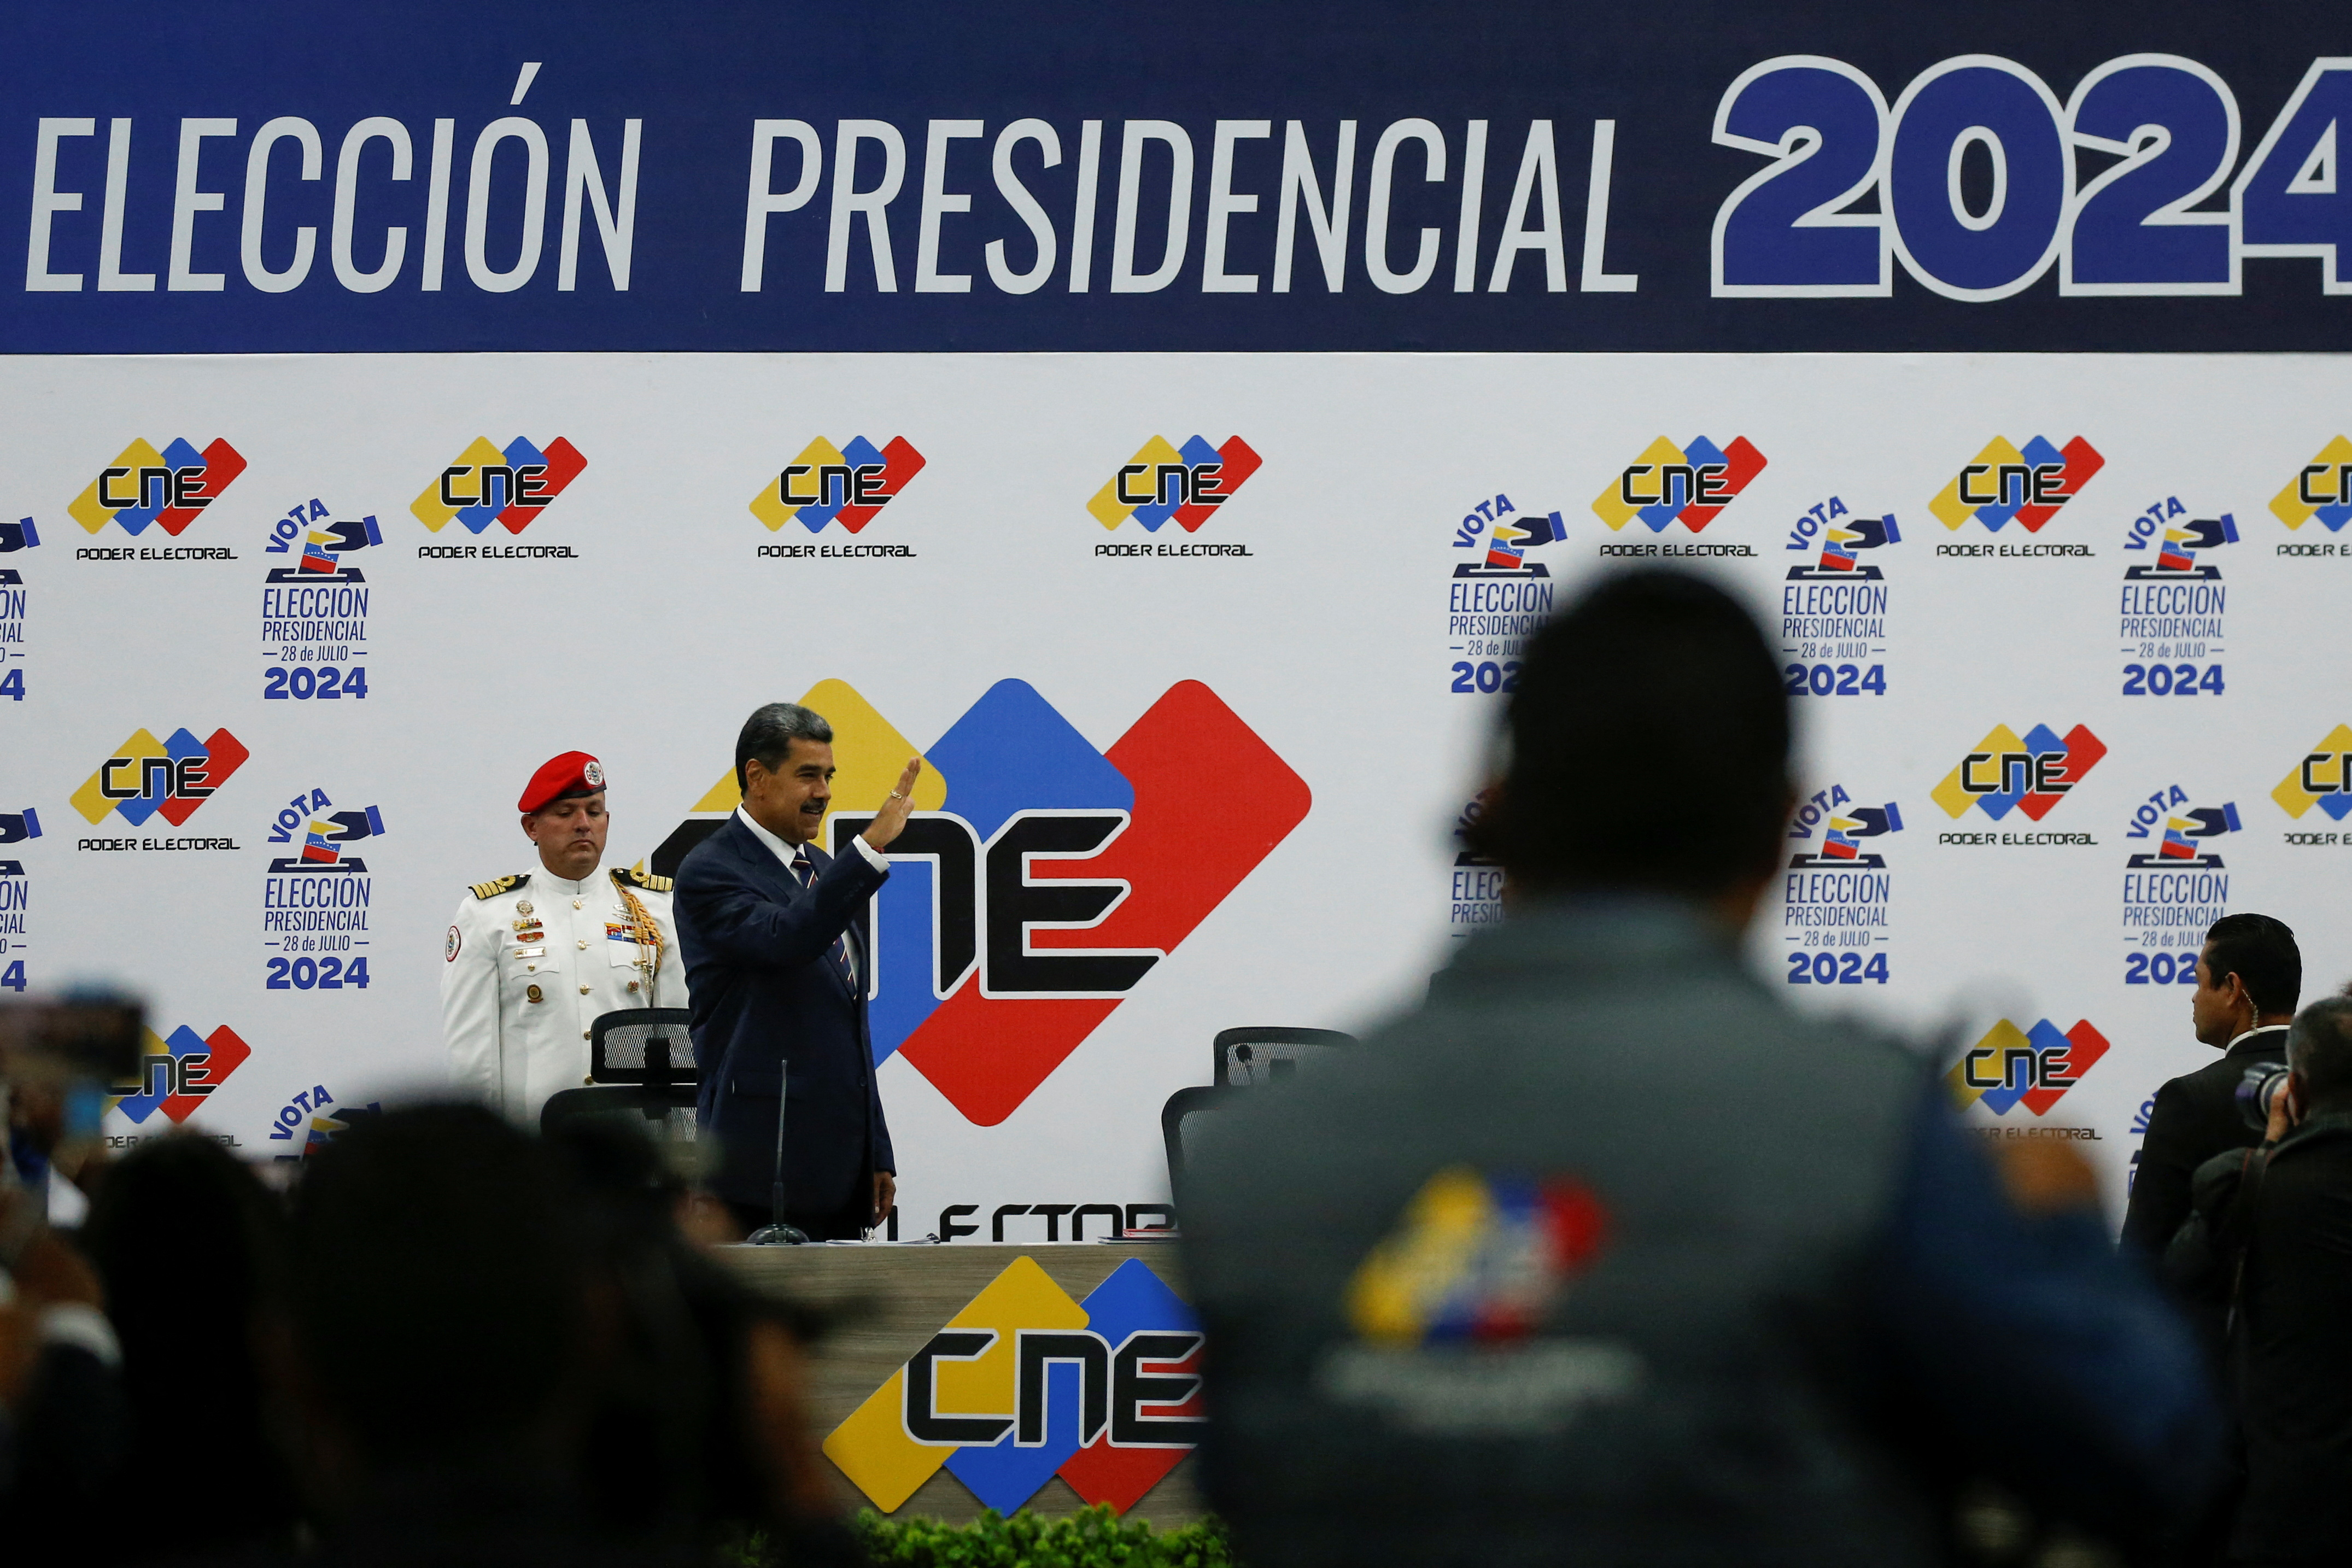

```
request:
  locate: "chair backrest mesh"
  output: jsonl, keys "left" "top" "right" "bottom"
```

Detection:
{"left": 1216, "top": 1026, "right": 1358, "bottom": 1086}
{"left": 590, "top": 1008, "right": 697, "bottom": 1085}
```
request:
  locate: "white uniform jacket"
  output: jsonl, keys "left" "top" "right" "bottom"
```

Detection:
{"left": 441, "top": 865, "right": 687, "bottom": 1124}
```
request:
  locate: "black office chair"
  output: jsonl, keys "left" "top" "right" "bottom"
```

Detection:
{"left": 539, "top": 1008, "right": 699, "bottom": 1141}
{"left": 1213, "top": 1026, "right": 1359, "bottom": 1087}
{"left": 1160, "top": 1084, "right": 1240, "bottom": 1210}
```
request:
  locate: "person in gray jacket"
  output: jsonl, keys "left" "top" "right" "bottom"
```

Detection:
{"left": 1180, "top": 569, "right": 2219, "bottom": 1567}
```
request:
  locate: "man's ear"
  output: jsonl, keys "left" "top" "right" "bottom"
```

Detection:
{"left": 520, "top": 812, "right": 538, "bottom": 841}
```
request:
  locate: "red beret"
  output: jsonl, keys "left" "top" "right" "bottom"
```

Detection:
{"left": 518, "top": 751, "right": 606, "bottom": 814}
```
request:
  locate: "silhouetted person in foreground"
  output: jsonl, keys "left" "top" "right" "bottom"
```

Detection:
{"left": 285, "top": 1103, "right": 651, "bottom": 1567}
{"left": 80, "top": 1135, "right": 300, "bottom": 1564}
{"left": 283, "top": 1104, "right": 855, "bottom": 1568}
{"left": 1181, "top": 569, "right": 2219, "bottom": 1567}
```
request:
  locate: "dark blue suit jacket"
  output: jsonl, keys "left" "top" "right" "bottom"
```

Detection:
{"left": 672, "top": 814, "right": 894, "bottom": 1213}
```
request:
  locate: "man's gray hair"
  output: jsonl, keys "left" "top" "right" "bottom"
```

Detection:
{"left": 2290, "top": 995, "right": 2352, "bottom": 1103}
{"left": 735, "top": 703, "right": 833, "bottom": 792}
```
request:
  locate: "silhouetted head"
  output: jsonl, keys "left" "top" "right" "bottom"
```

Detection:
{"left": 2290, "top": 996, "right": 2352, "bottom": 1111}
{"left": 81, "top": 1133, "right": 299, "bottom": 1555}
{"left": 289, "top": 1104, "right": 594, "bottom": 1482}
{"left": 1472, "top": 569, "right": 1789, "bottom": 901}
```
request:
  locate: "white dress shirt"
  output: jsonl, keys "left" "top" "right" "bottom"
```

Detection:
{"left": 732, "top": 804, "right": 890, "bottom": 874}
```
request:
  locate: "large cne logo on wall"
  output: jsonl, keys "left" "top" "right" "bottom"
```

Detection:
{"left": 824, "top": 1257, "right": 1203, "bottom": 1515}
{"left": 1930, "top": 437, "right": 2103, "bottom": 532}
{"left": 1946, "top": 1019, "right": 2110, "bottom": 1116}
{"left": 1931, "top": 725, "right": 2106, "bottom": 821}
{"left": 1592, "top": 436, "right": 1766, "bottom": 533}
{"left": 112, "top": 1022, "right": 253, "bottom": 1126}
{"left": 2274, "top": 727, "right": 2352, "bottom": 821}
{"left": 411, "top": 437, "right": 586, "bottom": 534}
{"left": 1087, "top": 436, "right": 1262, "bottom": 533}
{"left": 749, "top": 437, "right": 926, "bottom": 533}
{"left": 69, "top": 438, "right": 247, "bottom": 537}
{"left": 654, "top": 677, "right": 1309, "bottom": 1124}
{"left": 71, "top": 728, "right": 250, "bottom": 827}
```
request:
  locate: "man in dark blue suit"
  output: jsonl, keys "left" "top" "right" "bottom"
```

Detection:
{"left": 673, "top": 701, "right": 921, "bottom": 1239}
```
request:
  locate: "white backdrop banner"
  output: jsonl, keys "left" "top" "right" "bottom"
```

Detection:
{"left": 3, "top": 349, "right": 2347, "bottom": 1228}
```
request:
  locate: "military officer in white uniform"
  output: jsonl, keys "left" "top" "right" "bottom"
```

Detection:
{"left": 441, "top": 751, "right": 687, "bottom": 1124}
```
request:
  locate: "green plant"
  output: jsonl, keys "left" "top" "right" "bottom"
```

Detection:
{"left": 725, "top": 1506, "right": 1236, "bottom": 1567}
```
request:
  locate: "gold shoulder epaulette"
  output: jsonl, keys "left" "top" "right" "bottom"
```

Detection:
{"left": 471, "top": 873, "right": 531, "bottom": 900}
{"left": 613, "top": 867, "right": 672, "bottom": 893}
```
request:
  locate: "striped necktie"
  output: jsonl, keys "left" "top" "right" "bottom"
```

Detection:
{"left": 792, "top": 846, "right": 858, "bottom": 992}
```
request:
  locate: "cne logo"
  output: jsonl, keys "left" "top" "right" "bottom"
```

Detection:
{"left": 1932, "top": 725, "right": 2106, "bottom": 821}
{"left": 69, "top": 438, "right": 247, "bottom": 537}
{"left": 1593, "top": 436, "right": 1766, "bottom": 533}
{"left": 657, "top": 677, "right": 1308, "bottom": 1125}
{"left": 0, "top": 517, "right": 38, "bottom": 554}
{"left": 110, "top": 1022, "right": 253, "bottom": 1125}
{"left": 1088, "top": 436, "right": 1262, "bottom": 533}
{"left": 2274, "top": 726, "right": 2352, "bottom": 821}
{"left": 750, "top": 437, "right": 926, "bottom": 533}
{"left": 412, "top": 437, "right": 586, "bottom": 535}
{"left": 824, "top": 1257, "right": 1203, "bottom": 1516}
{"left": 71, "top": 728, "right": 249, "bottom": 827}
{"left": 2271, "top": 437, "right": 2352, "bottom": 531}
{"left": 1946, "top": 1018, "right": 2110, "bottom": 1116}
{"left": 1930, "top": 437, "right": 2103, "bottom": 533}
{"left": 1345, "top": 1167, "right": 1607, "bottom": 1348}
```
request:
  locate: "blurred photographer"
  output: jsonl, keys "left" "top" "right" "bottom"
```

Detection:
{"left": 0, "top": 997, "right": 139, "bottom": 1550}
{"left": 2174, "top": 996, "right": 2352, "bottom": 1565}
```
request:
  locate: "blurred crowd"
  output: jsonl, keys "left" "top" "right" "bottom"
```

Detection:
{"left": 0, "top": 1094, "right": 854, "bottom": 1567}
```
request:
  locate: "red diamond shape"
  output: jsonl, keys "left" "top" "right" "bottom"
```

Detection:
{"left": 896, "top": 682, "right": 1311, "bottom": 1125}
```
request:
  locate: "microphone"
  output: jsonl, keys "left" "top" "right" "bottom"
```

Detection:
{"left": 745, "top": 1075, "right": 808, "bottom": 1245}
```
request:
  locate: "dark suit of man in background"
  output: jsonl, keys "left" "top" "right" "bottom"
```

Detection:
{"left": 2183, "top": 996, "right": 2352, "bottom": 1565}
{"left": 2123, "top": 914, "right": 2303, "bottom": 1262}
{"left": 673, "top": 702, "right": 921, "bottom": 1240}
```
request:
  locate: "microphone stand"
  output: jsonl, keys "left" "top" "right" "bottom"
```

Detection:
{"left": 746, "top": 1074, "right": 808, "bottom": 1245}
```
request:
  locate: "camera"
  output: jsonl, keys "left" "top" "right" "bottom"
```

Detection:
{"left": 2237, "top": 1063, "right": 2294, "bottom": 1134}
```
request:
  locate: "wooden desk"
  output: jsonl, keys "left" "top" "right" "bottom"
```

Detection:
{"left": 719, "top": 1241, "right": 1204, "bottom": 1526}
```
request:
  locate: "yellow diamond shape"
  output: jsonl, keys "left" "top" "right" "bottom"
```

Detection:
{"left": 2274, "top": 724, "right": 2352, "bottom": 820}
{"left": 1087, "top": 435, "right": 1184, "bottom": 530}
{"left": 1930, "top": 437, "right": 2026, "bottom": 530}
{"left": 822, "top": 1256, "right": 1086, "bottom": 1512}
{"left": 1945, "top": 1018, "right": 2032, "bottom": 1108}
{"left": 2272, "top": 436, "right": 2352, "bottom": 531}
{"left": 680, "top": 681, "right": 949, "bottom": 839}
{"left": 1592, "top": 436, "right": 1686, "bottom": 531}
{"left": 1931, "top": 725, "right": 2023, "bottom": 818}
{"left": 71, "top": 727, "right": 166, "bottom": 824}
{"left": 1345, "top": 1166, "right": 1494, "bottom": 1347}
{"left": 411, "top": 436, "right": 507, "bottom": 533}
{"left": 68, "top": 439, "right": 166, "bottom": 533}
